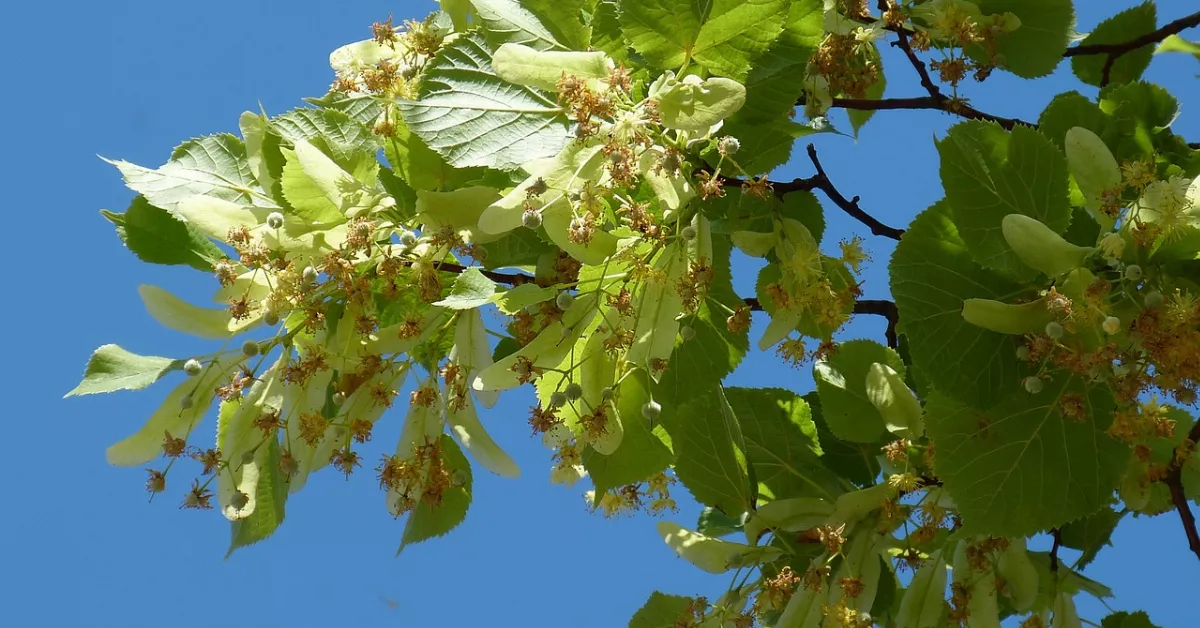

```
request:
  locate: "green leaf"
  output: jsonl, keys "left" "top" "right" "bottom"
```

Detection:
{"left": 398, "top": 32, "right": 569, "bottom": 170}
{"left": 621, "top": 0, "right": 789, "bottom": 81}
{"left": 383, "top": 119, "right": 486, "bottom": 192}
{"left": 589, "top": 1, "right": 629, "bottom": 65}
{"left": 400, "top": 434, "right": 472, "bottom": 552}
{"left": 104, "top": 133, "right": 274, "bottom": 212}
{"left": 477, "top": 227, "right": 555, "bottom": 269}
{"left": 726, "top": 387, "right": 843, "bottom": 502}
{"left": 889, "top": 201, "right": 1024, "bottom": 408}
{"left": 66, "top": 344, "right": 182, "bottom": 397}
{"left": 629, "top": 592, "right": 695, "bottom": 628}
{"left": 937, "top": 121, "right": 1071, "bottom": 279}
{"left": 434, "top": 267, "right": 499, "bottom": 309}
{"left": 1102, "top": 611, "right": 1162, "bottom": 628}
{"left": 1156, "top": 34, "right": 1200, "bottom": 62}
{"left": 671, "top": 387, "right": 754, "bottom": 515}
{"left": 925, "top": 374, "right": 1128, "bottom": 537}
{"left": 279, "top": 138, "right": 362, "bottom": 225}
{"left": 520, "top": 0, "right": 591, "bottom": 51}
{"left": 493, "top": 283, "right": 557, "bottom": 314}
{"left": 813, "top": 340, "right": 904, "bottom": 444}
{"left": 1071, "top": 3, "right": 1157, "bottom": 87}
{"left": 1099, "top": 81, "right": 1181, "bottom": 158}
{"left": 469, "top": 0, "right": 566, "bottom": 51}
{"left": 270, "top": 107, "right": 381, "bottom": 183}
{"left": 804, "top": 392, "right": 880, "bottom": 487}
{"left": 696, "top": 506, "right": 744, "bottom": 538}
{"left": 101, "top": 196, "right": 224, "bottom": 271}
{"left": 1059, "top": 505, "right": 1124, "bottom": 570}
{"left": 726, "top": 0, "right": 822, "bottom": 125}
{"left": 973, "top": 0, "right": 1074, "bottom": 78}
{"left": 228, "top": 438, "right": 288, "bottom": 555}
{"left": 583, "top": 369, "right": 674, "bottom": 495}
{"left": 719, "top": 117, "right": 826, "bottom": 177}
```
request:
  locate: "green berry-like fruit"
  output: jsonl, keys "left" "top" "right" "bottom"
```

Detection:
{"left": 1102, "top": 316, "right": 1121, "bottom": 335}
{"left": 266, "top": 212, "right": 285, "bottom": 229}
{"left": 1144, "top": 290, "right": 1164, "bottom": 308}
{"left": 332, "top": 391, "right": 347, "bottom": 406}
{"left": 550, "top": 391, "right": 567, "bottom": 408}
{"left": 600, "top": 387, "right": 614, "bottom": 402}
{"left": 180, "top": 395, "right": 194, "bottom": 410}
{"left": 1015, "top": 346, "right": 1030, "bottom": 361}
{"left": 400, "top": 230, "right": 418, "bottom": 247}
{"left": 522, "top": 209, "right": 543, "bottom": 229}
{"left": 565, "top": 383, "right": 584, "bottom": 402}
{"left": 1023, "top": 376, "right": 1044, "bottom": 395}
{"left": 1045, "top": 321, "right": 1064, "bottom": 340}
{"left": 680, "top": 326, "right": 696, "bottom": 341}
{"left": 184, "top": 359, "right": 203, "bottom": 376}
{"left": 242, "top": 340, "right": 261, "bottom": 357}
{"left": 642, "top": 400, "right": 662, "bottom": 421}
{"left": 556, "top": 291, "right": 575, "bottom": 311}
{"left": 1124, "top": 265, "right": 1143, "bottom": 282}
{"left": 680, "top": 225, "right": 698, "bottom": 241}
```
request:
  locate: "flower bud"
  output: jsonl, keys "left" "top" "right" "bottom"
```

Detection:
{"left": 642, "top": 400, "right": 662, "bottom": 421}
{"left": 1124, "top": 265, "right": 1143, "bottom": 282}
{"left": 1144, "top": 290, "right": 1164, "bottom": 308}
{"left": 522, "top": 209, "right": 543, "bottom": 229}
{"left": 549, "top": 392, "right": 568, "bottom": 408}
{"left": 717, "top": 136, "right": 741, "bottom": 156}
{"left": 1045, "top": 321, "right": 1064, "bottom": 340}
{"left": 680, "top": 225, "right": 698, "bottom": 241}
{"left": 266, "top": 212, "right": 285, "bottom": 229}
{"left": 1015, "top": 346, "right": 1030, "bottom": 361}
{"left": 1023, "top": 376, "right": 1043, "bottom": 395}
{"left": 242, "top": 340, "right": 261, "bottom": 357}
{"left": 556, "top": 292, "right": 575, "bottom": 311}
{"left": 399, "top": 230, "right": 418, "bottom": 247}
{"left": 180, "top": 395, "right": 194, "bottom": 410}
{"left": 1102, "top": 316, "right": 1121, "bottom": 335}
{"left": 565, "top": 383, "right": 584, "bottom": 402}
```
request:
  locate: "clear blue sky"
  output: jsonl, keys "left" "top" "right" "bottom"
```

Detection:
{"left": 1, "top": 1, "right": 1197, "bottom": 626}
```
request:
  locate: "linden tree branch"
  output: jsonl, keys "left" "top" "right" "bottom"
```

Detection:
{"left": 1164, "top": 420, "right": 1200, "bottom": 564}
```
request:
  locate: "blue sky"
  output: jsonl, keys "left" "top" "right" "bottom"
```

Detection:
{"left": 1, "top": 1, "right": 1197, "bottom": 626}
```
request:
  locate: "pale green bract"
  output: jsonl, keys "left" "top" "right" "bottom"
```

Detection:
{"left": 72, "top": 1, "right": 1199, "bottom": 626}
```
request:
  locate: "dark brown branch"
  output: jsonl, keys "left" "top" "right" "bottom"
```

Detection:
{"left": 721, "top": 145, "right": 905, "bottom": 240}
{"left": 1064, "top": 10, "right": 1200, "bottom": 58}
{"left": 1164, "top": 421, "right": 1200, "bottom": 564}
{"left": 1049, "top": 528, "right": 1062, "bottom": 572}
{"left": 827, "top": 96, "right": 1030, "bottom": 131}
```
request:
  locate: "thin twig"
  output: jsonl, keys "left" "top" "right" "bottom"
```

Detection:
{"left": 1163, "top": 421, "right": 1200, "bottom": 564}
{"left": 718, "top": 146, "right": 905, "bottom": 240}
{"left": 1064, "top": 10, "right": 1200, "bottom": 58}
{"left": 1050, "top": 528, "right": 1062, "bottom": 572}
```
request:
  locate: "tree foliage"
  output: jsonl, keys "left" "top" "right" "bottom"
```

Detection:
{"left": 70, "top": 1, "right": 1200, "bottom": 626}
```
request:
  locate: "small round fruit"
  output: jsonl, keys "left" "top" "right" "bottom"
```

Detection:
{"left": 1045, "top": 321, "right": 1064, "bottom": 340}
{"left": 600, "top": 387, "right": 614, "bottom": 402}
{"left": 450, "top": 470, "right": 468, "bottom": 487}
{"left": 266, "top": 212, "right": 285, "bottom": 229}
{"left": 332, "top": 391, "right": 347, "bottom": 406}
{"left": 718, "top": 136, "right": 741, "bottom": 156}
{"left": 642, "top": 400, "right": 662, "bottom": 421}
{"left": 522, "top": 209, "right": 543, "bottom": 230}
{"left": 1102, "top": 316, "right": 1121, "bottom": 335}
{"left": 1023, "top": 376, "right": 1044, "bottom": 395}
{"left": 302, "top": 266, "right": 319, "bottom": 283}
{"left": 1144, "top": 290, "right": 1164, "bottom": 308}
{"left": 680, "top": 225, "right": 698, "bottom": 241}
{"left": 242, "top": 340, "right": 261, "bottom": 357}
{"left": 180, "top": 395, "right": 195, "bottom": 410}
{"left": 184, "top": 359, "right": 203, "bottom": 376}
{"left": 1124, "top": 265, "right": 1143, "bottom": 282}
{"left": 1015, "top": 346, "right": 1030, "bottom": 361}
{"left": 565, "top": 382, "right": 584, "bottom": 402}
{"left": 549, "top": 391, "right": 568, "bottom": 408}
{"left": 263, "top": 309, "right": 280, "bottom": 326}
{"left": 680, "top": 326, "right": 696, "bottom": 341}
{"left": 556, "top": 291, "right": 575, "bottom": 311}
{"left": 399, "top": 230, "right": 418, "bottom": 247}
